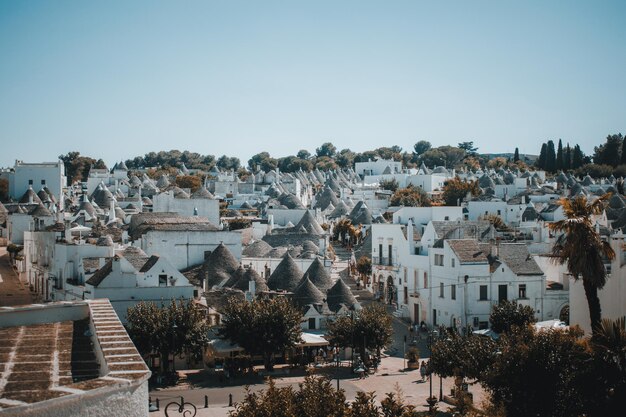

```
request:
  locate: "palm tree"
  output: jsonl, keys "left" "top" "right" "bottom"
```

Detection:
{"left": 549, "top": 194, "right": 615, "bottom": 335}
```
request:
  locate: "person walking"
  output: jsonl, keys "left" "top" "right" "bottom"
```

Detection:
{"left": 420, "top": 361, "right": 427, "bottom": 382}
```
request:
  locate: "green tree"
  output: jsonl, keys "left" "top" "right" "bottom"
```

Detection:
{"left": 219, "top": 297, "right": 302, "bottom": 371}
{"left": 356, "top": 256, "right": 372, "bottom": 279}
{"left": 549, "top": 194, "right": 615, "bottom": 335}
{"left": 489, "top": 300, "right": 536, "bottom": 334}
{"left": 297, "top": 149, "right": 311, "bottom": 160}
{"left": 327, "top": 304, "right": 393, "bottom": 363}
{"left": 175, "top": 175, "right": 202, "bottom": 192}
{"left": 537, "top": 143, "right": 547, "bottom": 170}
{"left": 458, "top": 141, "right": 478, "bottom": 156}
{"left": 316, "top": 142, "right": 337, "bottom": 158}
{"left": 556, "top": 139, "right": 564, "bottom": 171}
{"left": 248, "top": 152, "right": 277, "bottom": 172}
{"left": 413, "top": 140, "right": 431, "bottom": 156}
{"left": 217, "top": 155, "right": 241, "bottom": 171}
{"left": 483, "top": 326, "right": 591, "bottom": 417}
{"left": 59, "top": 152, "right": 107, "bottom": 185}
{"left": 594, "top": 134, "right": 623, "bottom": 167}
{"left": 126, "top": 299, "right": 210, "bottom": 372}
{"left": 379, "top": 178, "right": 399, "bottom": 192}
{"left": 348, "top": 392, "right": 379, "bottom": 417}
{"left": 546, "top": 140, "right": 556, "bottom": 172}
{"left": 572, "top": 144, "right": 585, "bottom": 169}
{"left": 441, "top": 178, "right": 480, "bottom": 206}
{"left": 389, "top": 185, "right": 431, "bottom": 207}
{"left": 563, "top": 143, "right": 572, "bottom": 170}
{"left": 590, "top": 317, "right": 626, "bottom": 414}
{"left": 513, "top": 147, "right": 520, "bottom": 162}
{"left": 336, "top": 149, "right": 356, "bottom": 169}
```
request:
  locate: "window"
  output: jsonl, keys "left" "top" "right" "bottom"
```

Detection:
{"left": 379, "top": 244, "right": 383, "bottom": 265}
{"left": 444, "top": 216, "right": 449, "bottom": 221}
{"left": 497, "top": 210, "right": 501, "bottom": 216}
{"left": 518, "top": 284, "right": 527, "bottom": 299}
{"left": 41, "top": 179, "right": 46, "bottom": 185}
{"left": 451, "top": 258, "right": 455, "bottom": 268}
{"left": 28, "top": 179, "right": 33, "bottom": 185}
{"left": 434, "top": 254, "right": 444, "bottom": 266}
{"left": 440, "top": 282, "right": 444, "bottom": 298}
{"left": 388, "top": 244, "right": 393, "bottom": 266}
{"left": 473, "top": 317, "right": 479, "bottom": 328}
{"left": 498, "top": 284, "right": 508, "bottom": 302}
{"left": 308, "top": 318, "right": 316, "bottom": 329}
{"left": 451, "top": 284, "right": 456, "bottom": 300}
{"left": 479, "top": 285, "right": 488, "bottom": 300}
{"left": 159, "top": 274, "right": 167, "bottom": 287}
{"left": 423, "top": 272, "right": 428, "bottom": 289}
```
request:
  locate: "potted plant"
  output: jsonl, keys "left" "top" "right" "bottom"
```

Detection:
{"left": 406, "top": 347, "right": 420, "bottom": 369}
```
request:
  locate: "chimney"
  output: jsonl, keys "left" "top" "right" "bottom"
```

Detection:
{"left": 108, "top": 200, "right": 116, "bottom": 224}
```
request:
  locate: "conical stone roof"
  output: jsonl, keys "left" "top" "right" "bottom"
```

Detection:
{"left": 267, "top": 252, "right": 303, "bottom": 292}
{"left": 204, "top": 243, "right": 240, "bottom": 288}
{"left": 19, "top": 187, "right": 42, "bottom": 205}
{"left": 304, "top": 257, "right": 333, "bottom": 291}
{"left": 295, "top": 211, "right": 325, "bottom": 235}
{"left": 235, "top": 267, "right": 269, "bottom": 293}
{"left": 292, "top": 276, "right": 325, "bottom": 308}
{"left": 326, "top": 279, "right": 357, "bottom": 312}
{"left": 243, "top": 240, "right": 273, "bottom": 257}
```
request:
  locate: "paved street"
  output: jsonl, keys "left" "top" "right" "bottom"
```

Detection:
{"left": 0, "top": 246, "right": 33, "bottom": 307}
{"left": 149, "top": 357, "right": 485, "bottom": 416}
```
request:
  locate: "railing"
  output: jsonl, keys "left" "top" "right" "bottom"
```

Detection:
{"left": 372, "top": 257, "right": 395, "bottom": 267}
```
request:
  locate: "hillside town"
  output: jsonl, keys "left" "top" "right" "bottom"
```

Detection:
{"left": 1, "top": 139, "right": 625, "bottom": 416}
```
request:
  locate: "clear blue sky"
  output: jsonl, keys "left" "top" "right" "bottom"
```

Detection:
{"left": 1, "top": 0, "right": 625, "bottom": 168}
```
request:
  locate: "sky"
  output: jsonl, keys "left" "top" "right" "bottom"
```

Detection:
{"left": 1, "top": 0, "right": 625, "bottom": 168}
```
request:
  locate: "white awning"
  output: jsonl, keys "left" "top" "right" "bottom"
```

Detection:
{"left": 208, "top": 338, "right": 244, "bottom": 353}
{"left": 297, "top": 332, "right": 329, "bottom": 347}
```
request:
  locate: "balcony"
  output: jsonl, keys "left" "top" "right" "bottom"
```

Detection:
{"left": 372, "top": 257, "right": 399, "bottom": 270}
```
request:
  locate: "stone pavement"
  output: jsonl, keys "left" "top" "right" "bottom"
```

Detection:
{"left": 0, "top": 246, "right": 34, "bottom": 307}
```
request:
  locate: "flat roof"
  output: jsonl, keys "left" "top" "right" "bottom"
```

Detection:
{"left": 0, "top": 300, "right": 150, "bottom": 412}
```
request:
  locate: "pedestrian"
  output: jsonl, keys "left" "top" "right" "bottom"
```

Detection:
{"left": 420, "top": 361, "right": 427, "bottom": 382}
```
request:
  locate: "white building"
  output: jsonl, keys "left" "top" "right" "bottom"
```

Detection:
{"left": 569, "top": 231, "right": 626, "bottom": 334}
{"left": 8, "top": 160, "right": 67, "bottom": 210}
{"left": 84, "top": 246, "right": 197, "bottom": 323}
{"left": 355, "top": 158, "right": 402, "bottom": 177}
{"left": 152, "top": 189, "right": 220, "bottom": 226}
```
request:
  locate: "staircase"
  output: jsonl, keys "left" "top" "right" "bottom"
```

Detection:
{"left": 331, "top": 244, "right": 374, "bottom": 305}
{"left": 71, "top": 319, "right": 101, "bottom": 383}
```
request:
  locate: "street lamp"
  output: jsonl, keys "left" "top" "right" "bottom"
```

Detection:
{"left": 438, "top": 325, "right": 445, "bottom": 401}
{"left": 426, "top": 328, "right": 438, "bottom": 413}
{"left": 172, "top": 322, "right": 178, "bottom": 373}
{"left": 335, "top": 350, "right": 341, "bottom": 391}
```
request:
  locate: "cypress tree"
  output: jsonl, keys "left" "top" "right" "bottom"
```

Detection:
{"left": 564, "top": 143, "right": 571, "bottom": 171}
{"left": 573, "top": 144, "right": 584, "bottom": 169}
{"left": 621, "top": 135, "right": 626, "bottom": 165}
{"left": 514, "top": 147, "right": 520, "bottom": 162}
{"left": 546, "top": 140, "right": 556, "bottom": 172}
{"left": 538, "top": 143, "right": 547, "bottom": 169}
{"left": 556, "top": 139, "right": 563, "bottom": 171}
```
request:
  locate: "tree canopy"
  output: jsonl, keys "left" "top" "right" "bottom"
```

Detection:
{"left": 441, "top": 178, "right": 480, "bottom": 206}
{"left": 389, "top": 185, "right": 431, "bottom": 207}
{"left": 59, "top": 151, "right": 107, "bottom": 185}
{"left": 126, "top": 299, "right": 210, "bottom": 372}
{"left": 326, "top": 304, "right": 393, "bottom": 364}
{"left": 489, "top": 300, "right": 536, "bottom": 333}
{"left": 218, "top": 297, "right": 303, "bottom": 371}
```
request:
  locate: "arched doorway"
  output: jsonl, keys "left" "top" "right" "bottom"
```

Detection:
{"left": 386, "top": 275, "right": 394, "bottom": 304}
